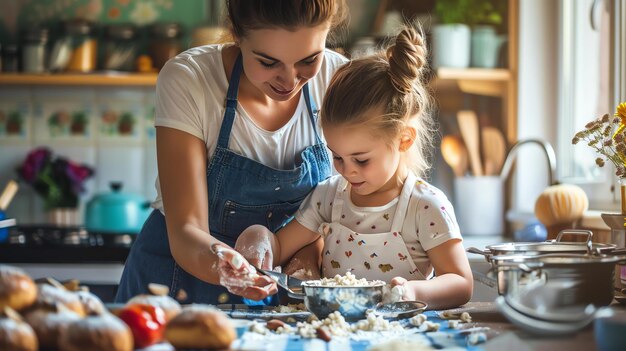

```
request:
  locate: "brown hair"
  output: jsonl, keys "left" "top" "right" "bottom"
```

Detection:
{"left": 321, "top": 26, "right": 435, "bottom": 177}
{"left": 225, "top": 0, "right": 347, "bottom": 45}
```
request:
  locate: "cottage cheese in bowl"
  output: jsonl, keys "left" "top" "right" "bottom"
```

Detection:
{"left": 302, "top": 272, "right": 385, "bottom": 320}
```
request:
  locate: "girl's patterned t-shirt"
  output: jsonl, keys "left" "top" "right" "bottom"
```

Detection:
{"left": 294, "top": 174, "right": 462, "bottom": 278}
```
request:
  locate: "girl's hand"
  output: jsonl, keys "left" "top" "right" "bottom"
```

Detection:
{"left": 234, "top": 225, "right": 275, "bottom": 270}
{"left": 213, "top": 244, "right": 278, "bottom": 300}
{"left": 283, "top": 257, "right": 321, "bottom": 280}
{"left": 390, "top": 277, "right": 417, "bottom": 301}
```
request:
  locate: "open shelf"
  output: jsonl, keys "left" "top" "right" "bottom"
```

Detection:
{"left": 0, "top": 73, "right": 158, "bottom": 87}
{"left": 436, "top": 68, "right": 511, "bottom": 81}
{"left": 433, "top": 68, "right": 511, "bottom": 97}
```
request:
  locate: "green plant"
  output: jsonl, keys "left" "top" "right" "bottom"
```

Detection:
{"left": 435, "top": 0, "right": 505, "bottom": 27}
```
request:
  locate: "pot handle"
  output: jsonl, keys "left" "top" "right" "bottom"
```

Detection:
{"left": 466, "top": 247, "right": 492, "bottom": 261}
{"left": 555, "top": 229, "right": 594, "bottom": 253}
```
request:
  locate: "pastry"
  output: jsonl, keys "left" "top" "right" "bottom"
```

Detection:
{"left": 0, "top": 307, "right": 38, "bottom": 351}
{"left": 22, "top": 304, "right": 81, "bottom": 349}
{"left": 164, "top": 304, "right": 236, "bottom": 350}
{"left": 35, "top": 283, "right": 86, "bottom": 317}
{"left": 75, "top": 290, "right": 105, "bottom": 316}
{"left": 0, "top": 265, "right": 37, "bottom": 312}
{"left": 58, "top": 314, "right": 133, "bottom": 351}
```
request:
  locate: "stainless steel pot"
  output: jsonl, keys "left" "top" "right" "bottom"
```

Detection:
{"left": 467, "top": 230, "right": 618, "bottom": 265}
{"left": 492, "top": 253, "right": 626, "bottom": 316}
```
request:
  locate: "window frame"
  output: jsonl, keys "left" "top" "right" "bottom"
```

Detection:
{"left": 557, "top": 0, "right": 625, "bottom": 211}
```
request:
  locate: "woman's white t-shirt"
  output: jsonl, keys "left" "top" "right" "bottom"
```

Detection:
{"left": 152, "top": 44, "right": 347, "bottom": 211}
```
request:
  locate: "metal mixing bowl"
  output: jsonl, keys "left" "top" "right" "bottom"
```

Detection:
{"left": 302, "top": 282, "right": 385, "bottom": 321}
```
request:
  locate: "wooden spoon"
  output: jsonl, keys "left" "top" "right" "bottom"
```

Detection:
{"left": 457, "top": 110, "right": 483, "bottom": 176}
{"left": 481, "top": 127, "right": 506, "bottom": 175}
{"left": 441, "top": 135, "right": 469, "bottom": 177}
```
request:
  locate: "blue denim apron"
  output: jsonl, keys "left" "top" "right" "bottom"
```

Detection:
{"left": 115, "top": 54, "right": 331, "bottom": 305}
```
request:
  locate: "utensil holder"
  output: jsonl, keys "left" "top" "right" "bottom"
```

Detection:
{"left": 454, "top": 176, "right": 504, "bottom": 236}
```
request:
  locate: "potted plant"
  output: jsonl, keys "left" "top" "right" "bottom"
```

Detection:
{"left": 6, "top": 111, "right": 24, "bottom": 135}
{"left": 117, "top": 112, "right": 136, "bottom": 135}
{"left": 70, "top": 111, "right": 88, "bottom": 135}
{"left": 432, "top": 0, "right": 507, "bottom": 68}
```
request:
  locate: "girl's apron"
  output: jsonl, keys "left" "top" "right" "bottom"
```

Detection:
{"left": 320, "top": 172, "right": 426, "bottom": 282}
{"left": 115, "top": 54, "right": 331, "bottom": 305}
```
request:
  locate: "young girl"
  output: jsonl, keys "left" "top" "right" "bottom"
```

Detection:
{"left": 236, "top": 26, "right": 473, "bottom": 309}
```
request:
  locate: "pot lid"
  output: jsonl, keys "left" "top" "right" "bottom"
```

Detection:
{"left": 89, "top": 182, "right": 146, "bottom": 205}
{"left": 486, "top": 229, "right": 617, "bottom": 254}
{"left": 492, "top": 252, "right": 626, "bottom": 265}
{"left": 486, "top": 241, "right": 616, "bottom": 253}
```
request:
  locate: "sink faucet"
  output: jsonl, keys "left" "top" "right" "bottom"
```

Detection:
{"left": 499, "top": 139, "right": 557, "bottom": 186}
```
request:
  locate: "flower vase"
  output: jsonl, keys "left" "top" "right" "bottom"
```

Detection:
{"left": 47, "top": 207, "right": 79, "bottom": 227}
{"left": 618, "top": 178, "right": 626, "bottom": 216}
{"left": 601, "top": 213, "right": 626, "bottom": 292}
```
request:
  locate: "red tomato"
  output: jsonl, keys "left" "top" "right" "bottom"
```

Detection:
{"left": 118, "top": 304, "right": 166, "bottom": 348}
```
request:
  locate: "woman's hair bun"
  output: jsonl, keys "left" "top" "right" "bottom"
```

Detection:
{"left": 386, "top": 27, "right": 428, "bottom": 94}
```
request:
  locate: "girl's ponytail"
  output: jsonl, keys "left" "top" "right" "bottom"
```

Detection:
{"left": 386, "top": 27, "right": 428, "bottom": 95}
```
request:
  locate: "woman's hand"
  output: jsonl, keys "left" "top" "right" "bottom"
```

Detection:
{"left": 234, "top": 225, "right": 277, "bottom": 270}
{"left": 213, "top": 244, "right": 278, "bottom": 300}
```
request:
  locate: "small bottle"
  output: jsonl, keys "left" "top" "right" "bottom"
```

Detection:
{"left": 149, "top": 22, "right": 183, "bottom": 70}
{"left": 103, "top": 23, "right": 137, "bottom": 71}
{"left": 22, "top": 27, "right": 49, "bottom": 73}
{"left": 63, "top": 19, "right": 97, "bottom": 73}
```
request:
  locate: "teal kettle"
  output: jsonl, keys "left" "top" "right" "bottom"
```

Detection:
{"left": 85, "top": 182, "right": 152, "bottom": 234}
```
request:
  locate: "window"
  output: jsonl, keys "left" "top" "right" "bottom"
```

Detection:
{"left": 558, "top": 0, "right": 625, "bottom": 210}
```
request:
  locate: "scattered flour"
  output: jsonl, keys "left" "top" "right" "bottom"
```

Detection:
{"left": 409, "top": 314, "right": 427, "bottom": 327}
{"left": 250, "top": 311, "right": 405, "bottom": 340}
{"left": 273, "top": 303, "right": 307, "bottom": 313}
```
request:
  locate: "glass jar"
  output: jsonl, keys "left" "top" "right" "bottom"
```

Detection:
{"left": 103, "top": 23, "right": 137, "bottom": 71}
{"left": 63, "top": 19, "right": 97, "bottom": 73}
{"left": 2, "top": 44, "right": 19, "bottom": 72}
{"left": 21, "top": 27, "right": 49, "bottom": 73}
{"left": 149, "top": 22, "right": 182, "bottom": 70}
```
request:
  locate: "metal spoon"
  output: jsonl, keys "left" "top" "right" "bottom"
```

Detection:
{"left": 255, "top": 267, "right": 305, "bottom": 299}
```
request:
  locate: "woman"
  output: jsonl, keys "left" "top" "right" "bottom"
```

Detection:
{"left": 115, "top": 0, "right": 347, "bottom": 305}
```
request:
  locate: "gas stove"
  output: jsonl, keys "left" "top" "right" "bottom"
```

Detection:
{"left": 0, "top": 225, "right": 135, "bottom": 264}
{"left": 6, "top": 225, "right": 135, "bottom": 247}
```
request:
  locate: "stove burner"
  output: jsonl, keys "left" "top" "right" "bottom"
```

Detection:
{"left": 7, "top": 225, "right": 136, "bottom": 248}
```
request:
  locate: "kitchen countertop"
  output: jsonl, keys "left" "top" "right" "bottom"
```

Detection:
{"left": 135, "top": 301, "right": 624, "bottom": 351}
{"left": 223, "top": 301, "right": 625, "bottom": 351}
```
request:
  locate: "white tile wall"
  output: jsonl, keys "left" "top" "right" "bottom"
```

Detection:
{"left": 0, "top": 87, "right": 157, "bottom": 225}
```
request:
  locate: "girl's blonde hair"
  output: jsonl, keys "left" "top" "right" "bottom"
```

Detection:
{"left": 321, "top": 26, "right": 435, "bottom": 177}
{"left": 225, "top": 0, "right": 348, "bottom": 46}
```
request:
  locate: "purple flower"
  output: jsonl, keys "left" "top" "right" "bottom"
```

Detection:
{"left": 65, "top": 161, "right": 94, "bottom": 194}
{"left": 17, "top": 148, "right": 51, "bottom": 183}
{"left": 15, "top": 148, "right": 95, "bottom": 209}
